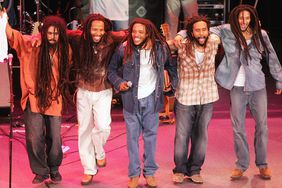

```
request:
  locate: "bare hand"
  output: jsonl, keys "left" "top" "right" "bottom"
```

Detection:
{"left": 0, "top": 8, "right": 7, "bottom": 18}
{"left": 119, "top": 82, "right": 130, "bottom": 91}
{"left": 173, "top": 35, "right": 184, "bottom": 49}
{"left": 274, "top": 89, "right": 282, "bottom": 95}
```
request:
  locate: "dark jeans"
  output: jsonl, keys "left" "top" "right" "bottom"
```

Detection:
{"left": 24, "top": 103, "right": 63, "bottom": 176}
{"left": 173, "top": 100, "right": 213, "bottom": 176}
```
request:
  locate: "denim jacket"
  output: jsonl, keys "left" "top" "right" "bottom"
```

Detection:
{"left": 108, "top": 41, "right": 178, "bottom": 114}
{"left": 210, "top": 24, "right": 282, "bottom": 91}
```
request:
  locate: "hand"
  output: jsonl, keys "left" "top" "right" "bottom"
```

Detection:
{"left": 119, "top": 81, "right": 130, "bottom": 91}
{"left": 274, "top": 89, "right": 282, "bottom": 95}
{"left": 173, "top": 35, "right": 184, "bottom": 49}
{"left": 0, "top": 7, "right": 7, "bottom": 18}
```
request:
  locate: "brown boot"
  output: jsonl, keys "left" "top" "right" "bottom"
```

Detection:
{"left": 128, "top": 176, "right": 139, "bottom": 188}
{"left": 81, "top": 174, "right": 93, "bottom": 185}
{"left": 230, "top": 168, "right": 244, "bottom": 180}
{"left": 259, "top": 167, "right": 271, "bottom": 179}
{"left": 191, "top": 174, "right": 204, "bottom": 184}
{"left": 172, "top": 173, "right": 185, "bottom": 184}
{"left": 145, "top": 176, "right": 157, "bottom": 188}
{"left": 96, "top": 158, "right": 106, "bottom": 168}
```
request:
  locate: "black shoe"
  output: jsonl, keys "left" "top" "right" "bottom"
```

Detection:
{"left": 32, "top": 174, "right": 49, "bottom": 184}
{"left": 50, "top": 172, "right": 62, "bottom": 182}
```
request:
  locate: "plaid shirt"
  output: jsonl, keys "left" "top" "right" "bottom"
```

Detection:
{"left": 176, "top": 37, "right": 219, "bottom": 105}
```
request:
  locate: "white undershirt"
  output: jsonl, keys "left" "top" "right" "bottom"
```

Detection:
{"left": 195, "top": 49, "right": 204, "bottom": 65}
{"left": 138, "top": 49, "right": 157, "bottom": 99}
{"left": 234, "top": 39, "right": 251, "bottom": 87}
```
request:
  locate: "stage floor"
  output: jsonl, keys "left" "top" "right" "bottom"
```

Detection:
{"left": 1, "top": 82, "right": 282, "bottom": 188}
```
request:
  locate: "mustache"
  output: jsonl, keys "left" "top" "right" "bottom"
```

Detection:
{"left": 194, "top": 37, "right": 208, "bottom": 47}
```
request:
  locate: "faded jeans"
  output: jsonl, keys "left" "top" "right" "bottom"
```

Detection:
{"left": 123, "top": 92, "right": 159, "bottom": 178}
{"left": 230, "top": 87, "right": 268, "bottom": 171}
{"left": 173, "top": 100, "right": 213, "bottom": 176}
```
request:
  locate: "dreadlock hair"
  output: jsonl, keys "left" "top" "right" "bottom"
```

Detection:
{"left": 36, "top": 16, "right": 70, "bottom": 113}
{"left": 229, "top": 4, "right": 269, "bottom": 61}
{"left": 184, "top": 15, "right": 210, "bottom": 57}
{"left": 124, "top": 17, "right": 168, "bottom": 68}
{"left": 78, "top": 13, "right": 113, "bottom": 82}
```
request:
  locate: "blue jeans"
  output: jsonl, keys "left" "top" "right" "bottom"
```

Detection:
{"left": 24, "top": 103, "right": 63, "bottom": 176}
{"left": 173, "top": 100, "right": 213, "bottom": 176}
{"left": 230, "top": 87, "right": 268, "bottom": 171}
{"left": 123, "top": 92, "right": 159, "bottom": 177}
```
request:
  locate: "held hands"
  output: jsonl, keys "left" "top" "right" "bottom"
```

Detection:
{"left": 274, "top": 89, "right": 282, "bottom": 95}
{"left": 0, "top": 7, "right": 8, "bottom": 21}
{"left": 173, "top": 35, "right": 185, "bottom": 49}
{"left": 119, "top": 81, "right": 130, "bottom": 92}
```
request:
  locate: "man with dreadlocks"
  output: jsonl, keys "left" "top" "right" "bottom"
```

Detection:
{"left": 2, "top": 11, "right": 72, "bottom": 184}
{"left": 211, "top": 4, "right": 282, "bottom": 180}
{"left": 108, "top": 18, "right": 177, "bottom": 188}
{"left": 176, "top": 4, "right": 282, "bottom": 180}
{"left": 168, "top": 16, "right": 220, "bottom": 184}
{"left": 68, "top": 13, "right": 126, "bottom": 185}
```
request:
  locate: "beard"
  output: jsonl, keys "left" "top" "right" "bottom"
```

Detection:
{"left": 93, "top": 35, "right": 104, "bottom": 44}
{"left": 48, "top": 43, "right": 59, "bottom": 54}
{"left": 240, "top": 27, "right": 248, "bottom": 32}
{"left": 134, "top": 36, "right": 149, "bottom": 49}
{"left": 48, "top": 40, "right": 57, "bottom": 45}
{"left": 194, "top": 37, "right": 208, "bottom": 47}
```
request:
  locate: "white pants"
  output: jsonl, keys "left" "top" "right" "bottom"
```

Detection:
{"left": 77, "top": 88, "right": 112, "bottom": 175}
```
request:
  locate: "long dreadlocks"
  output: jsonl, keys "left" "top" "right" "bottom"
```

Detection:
{"left": 124, "top": 18, "right": 169, "bottom": 68}
{"left": 36, "top": 16, "right": 70, "bottom": 113}
{"left": 229, "top": 4, "right": 269, "bottom": 61}
{"left": 77, "top": 13, "right": 113, "bottom": 82}
{"left": 184, "top": 15, "right": 210, "bottom": 57}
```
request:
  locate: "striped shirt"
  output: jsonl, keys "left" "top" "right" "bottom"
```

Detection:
{"left": 176, "top": 37, "right": 219, "bottom": 105}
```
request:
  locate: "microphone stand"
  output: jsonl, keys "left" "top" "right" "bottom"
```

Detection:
{"left": 7, "top": 54, "right": 14, "bottom": 188}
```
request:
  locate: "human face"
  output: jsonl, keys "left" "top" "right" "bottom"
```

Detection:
{"left": 238, "top": 10, "right": 251, "bottom": 32}
{"left": 131, "top": 23, "right": 148, "bottom": 46}
{"left": 192, "top": 21, "right": 209, "bottom": 47}
{"left": 90, "top": 20, "right": 105, "bottom": 43}
{"left": 47, "top": 26, "right": 59, "bottom": 45}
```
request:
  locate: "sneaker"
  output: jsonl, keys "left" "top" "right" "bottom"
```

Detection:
{"left": 81, "top": 174, "right": 93, "bottom": 185}
{"left": 145, "top": 176, "right": 157, "bottom": 188}
{"left": 96, "top": 158, "right": 106, "bottom": 167}
{"left": 259, "top": 167, "right": 271, "bottom": 179}
{"left": 172, "top": 173, "right": 185, "bottom": 184}
{"left": 50, "top": 172, "right": 62, "bottom": 182}
{"left": 190, "top": 174, "right": 204, "bottom": 184}
{"left": 231, "top": 168, "right": 244, "bottom": 180}
{"left": 128, "top": 176, "right": 139, "bottom": 188}
{"left": 32, "top": 174, "right": 49, "bottom": 184}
